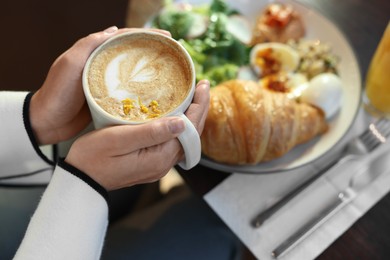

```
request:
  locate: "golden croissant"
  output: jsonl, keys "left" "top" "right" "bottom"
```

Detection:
{"left": 201, "top": 80, "right": 328, "bottom": 165}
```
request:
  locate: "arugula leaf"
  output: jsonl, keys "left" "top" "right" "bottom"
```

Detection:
{"left": 209, "top": 0, "right": 230, "bottom": 14}
{"left": 204, "top": 63, "right": 239, "bottom": 87}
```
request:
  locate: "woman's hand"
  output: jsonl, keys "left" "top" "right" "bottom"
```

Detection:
{"left": 29, "top": 26, "right": 171, "bottom": 145}
{"left": 65, "top": 80, "right": 210, "bottom": 191}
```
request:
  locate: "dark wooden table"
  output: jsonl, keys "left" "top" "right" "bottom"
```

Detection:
{"left": 177, "top": 0, "right": 390, "bottom": 259}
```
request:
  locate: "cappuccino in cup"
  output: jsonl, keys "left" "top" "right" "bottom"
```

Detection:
{"left": 82, "top": 31, "right": 200, "bottom": 170}
{"left": 86, "top": 33, "right": 193, "bottom": 122}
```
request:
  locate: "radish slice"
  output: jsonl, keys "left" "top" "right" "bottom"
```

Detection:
{"left": 186, "top": 13, "right": 208, "bottom": 39}
{"left": 237, "top": 66, "right": 258, "bottom": 81}
{"left": 226, "top": 15, "right": 253, "bottom": 45}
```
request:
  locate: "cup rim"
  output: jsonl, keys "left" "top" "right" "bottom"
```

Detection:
{"left": 82, "top": 30, "right": 196, "bottom": 125}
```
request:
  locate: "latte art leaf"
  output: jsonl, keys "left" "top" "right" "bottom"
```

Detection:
{"left": 106, "top": 54, "right": 131, "bottom": 101}
{"left": 106, "top": 53, "right": 162, "bottom": 101}
{"left": 125, "top": 56, "right": 158, "bottom": 83}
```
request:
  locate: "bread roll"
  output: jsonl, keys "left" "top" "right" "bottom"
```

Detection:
{"left": 201, "top": 80, "right": 328, "bottom": 164}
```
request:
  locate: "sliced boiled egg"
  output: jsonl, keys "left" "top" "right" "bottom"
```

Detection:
{"left": 259, "top": 72, "right": 308, "bottom": 96}
{"left": 250, "top": 42, "right": 300, "bottom": 77}
{"left": 300, "top": 73, "right": 343, "bottom": 119}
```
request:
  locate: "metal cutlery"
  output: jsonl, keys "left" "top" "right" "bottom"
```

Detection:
{"left": 271, "top": 117, "right": 390, "bottom": 258}
{"left": 252, "top": 117, "right": 390, "bottom": 228}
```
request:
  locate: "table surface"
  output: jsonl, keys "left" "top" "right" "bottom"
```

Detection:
{"left": 175, "top": 0, "right": 390, "bottom": 259}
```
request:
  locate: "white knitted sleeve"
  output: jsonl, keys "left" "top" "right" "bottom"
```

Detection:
{"left": 0, "top": 92, "right": 53, "bottom": 183}
{"left": 14, "top": 161, "right": 109, "bottom": 260}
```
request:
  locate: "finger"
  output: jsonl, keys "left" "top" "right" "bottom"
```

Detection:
{"left": 185, "top": 80, "right": 210, "bottom": 134}
{"left": 106, "top": 117, "right": 185, "bottom": 155}
{"left": 194, "top": 80, "right": 211, "bottom": 105}
{"left": 146, "top": 28, "right": 172, "bottom": 37}
{"left": 116, "top": 27, "right": 172, "bottom": 37}
{"left": 119, "top": 138, "right": 181, "bottom": 183}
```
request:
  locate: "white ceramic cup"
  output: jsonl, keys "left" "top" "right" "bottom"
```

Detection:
{"left": 82, "top": 31, "right": 200, "bottom": 170}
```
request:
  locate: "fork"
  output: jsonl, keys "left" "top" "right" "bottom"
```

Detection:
{"left": 271, "top": 117, "right": 390, "bottom": 258}
{"left": 252, "top": 117, "right": 390, "bottom": 228}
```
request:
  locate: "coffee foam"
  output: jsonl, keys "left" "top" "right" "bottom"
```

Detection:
{"left": 87, "top": 34, "right": 193, "bottom": 122}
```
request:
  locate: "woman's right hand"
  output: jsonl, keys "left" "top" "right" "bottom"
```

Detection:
{"left": 65, "top": 80, "right": 210, "bottom": 191}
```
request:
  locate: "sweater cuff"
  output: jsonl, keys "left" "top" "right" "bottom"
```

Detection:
{"left": 23, "top": 92, "right": 54, "bottom": 165}
{"left": 58, "top": 159, "right": 109, "bottom": 203}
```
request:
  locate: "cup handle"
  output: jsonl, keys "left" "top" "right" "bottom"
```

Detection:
{"left": 176, "top": 113, "right": 201, "bottom": 170}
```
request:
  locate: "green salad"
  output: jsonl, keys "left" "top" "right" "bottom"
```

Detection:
{"left": 153, "top": 0, "right": 252, "bottom": 87}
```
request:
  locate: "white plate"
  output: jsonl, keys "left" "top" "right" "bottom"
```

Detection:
{"left": 166, "top": 0, "right": 362, "bottom": 173}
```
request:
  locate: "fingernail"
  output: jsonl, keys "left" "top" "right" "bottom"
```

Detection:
{"left": 104, "top": 26, "right": 118, "bottom": 34}
{"left": 203, "top": 80, "right": 210, "bottom": 88}
{"left": 199, "top": 79, "right": 210, "bottom": 89}
{"left": 169, "top": 118, "right": 185, "bottom": 134}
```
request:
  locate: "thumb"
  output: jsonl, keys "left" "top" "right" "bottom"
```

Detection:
{"left": 104, "top": 117, "right": 186, "bottom": 156}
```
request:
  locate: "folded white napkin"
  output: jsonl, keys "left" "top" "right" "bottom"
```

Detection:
{"left": 204, "top": 108, "right": 390, "bottom": 260}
